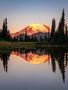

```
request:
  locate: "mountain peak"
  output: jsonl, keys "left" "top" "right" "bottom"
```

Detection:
{"left": 11, "top": 24, "right": 50, "bottom": 37}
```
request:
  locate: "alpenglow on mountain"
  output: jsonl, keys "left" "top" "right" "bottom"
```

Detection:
{"left": 11, "top": 24, "right": 50, "bottom": 41}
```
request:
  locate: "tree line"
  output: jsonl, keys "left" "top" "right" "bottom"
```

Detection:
{"left": 0, "top": 9, "right": 68, "bottom": 44}
{"left": 50, "top": 9, "right": 68, "bottom": 44}
{"left": 0, "top": 18, "right": 11, "bottom": 41}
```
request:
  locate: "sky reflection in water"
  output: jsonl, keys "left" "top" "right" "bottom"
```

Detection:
{"left": 0, "top": 48, "right": 68, "bottom": 90}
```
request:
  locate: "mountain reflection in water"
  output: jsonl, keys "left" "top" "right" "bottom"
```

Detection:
{"left": 11, "top": 51, "right": 50, "bottom": 64}
{"left": 0, "top": 48, "right": 68, "bottom": 83}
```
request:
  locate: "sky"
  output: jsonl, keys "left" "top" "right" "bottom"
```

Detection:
{"left": 0, "top": 0, "right": 68, "bottom": 33}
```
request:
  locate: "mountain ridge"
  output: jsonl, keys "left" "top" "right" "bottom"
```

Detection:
{"left": 11, "top": 24, "right": 50, "bottom": 38}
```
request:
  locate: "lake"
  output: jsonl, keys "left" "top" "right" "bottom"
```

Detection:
{"left": 0, "top": 48, "right": 68, "bottom": 90}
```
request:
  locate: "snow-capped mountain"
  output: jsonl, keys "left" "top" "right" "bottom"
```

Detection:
{"left": 11, "top": 24, "right": 50, "bottom": 38}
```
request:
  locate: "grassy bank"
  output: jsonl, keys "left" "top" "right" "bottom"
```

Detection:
{"left": 0, "top": 41, "right": 36, "bottom": 49}
{"left": 0, "top": 41, "right": 68, "bottom": 50}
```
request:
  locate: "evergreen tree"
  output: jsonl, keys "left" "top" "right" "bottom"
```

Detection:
{"left": 2, "top": 18, "right": 11, "bottom": 40}
{"left": 57, "top": 9, "right": 65, "bottom": 44}
{"left": 65, "top": 24, "right": 68, "bottom": 37}
{"left": 50, "top": 18, "right": 56, "bottom": 42}
{"left": 65, "top": 24, "right": 68, "bottom": 44}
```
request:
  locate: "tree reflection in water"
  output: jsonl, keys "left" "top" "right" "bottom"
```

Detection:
{"left": 0, "top": 50, "right": 11, "bottom": 72}
{"left": 0, "top": 48, "right": 68, "bottom": 83}
{"left": 49, "top": 48, "right": 68, "bottom": 83}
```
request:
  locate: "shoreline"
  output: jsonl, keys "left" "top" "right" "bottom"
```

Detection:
{"left": 0, "top": 41, "right": 68, "bottom": 49}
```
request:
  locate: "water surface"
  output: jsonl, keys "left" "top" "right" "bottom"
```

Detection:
{"left": 0, "top": 48, "right": 68, "bottom": 90}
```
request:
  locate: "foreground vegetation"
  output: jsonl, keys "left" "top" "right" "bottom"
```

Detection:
{"left": 0, "top": 41, "right": 37, "bottom": 49}
{"left": 0, "top": 41, "right": 68, "bottom": 50}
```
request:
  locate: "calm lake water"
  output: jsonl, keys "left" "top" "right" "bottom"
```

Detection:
{"left": 0, "top": 48, "right": 68, "bottom": 90}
